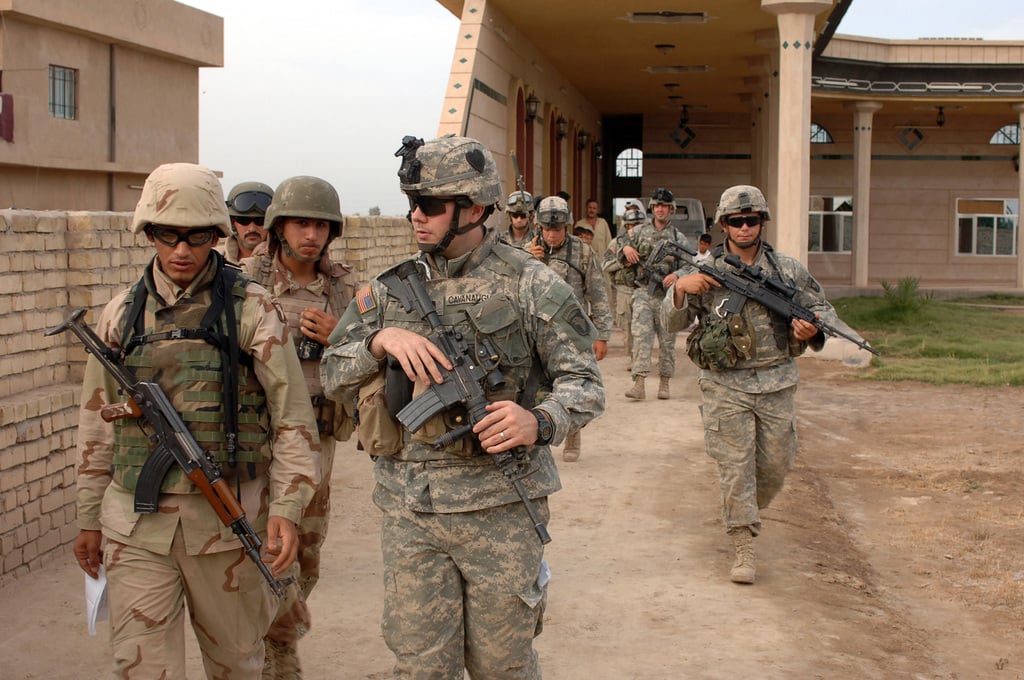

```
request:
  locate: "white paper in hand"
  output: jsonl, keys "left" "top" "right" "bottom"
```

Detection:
{"left": 85, "top": 564, "right": 109, "bottom": 636}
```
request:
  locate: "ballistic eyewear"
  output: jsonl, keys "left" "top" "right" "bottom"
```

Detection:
{"left": 509, "top": 212, "right": 529, "bottom": 219}
{"left": 148, "top": 225, "right": 218, "bottom": 247}
{"left": 233, "top": 216, "right": 265, "bottom": 227}
{"left": 228, "top": 191, "right": 272, "bottom": 214}
{"left": 407, "top": 195, "right": 454, "bottom": 217}
{"left": 725, "top": 215, "right": 763, "bottom": 228}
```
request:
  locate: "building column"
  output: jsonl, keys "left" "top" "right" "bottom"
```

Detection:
{"left": 1014, "top": 103, "right": 1024, "bottom": 289}
{"left": 848, "top": 101, "right": 882, "bottom": 287}
{"left": 762, "top": 0, "right": 833, "bottom": 264}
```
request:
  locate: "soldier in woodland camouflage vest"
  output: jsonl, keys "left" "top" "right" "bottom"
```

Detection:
{"left": 662, "top": 185, "right": 840, "bottom": 586}
{"left": 239, "top": 176, "right": 358, "bottom": 679}
{"left": 321, "top": 135, "right": 605, "bottom": 679}
{"left": 72, "top": 163, "right": 320, "bottom": 679}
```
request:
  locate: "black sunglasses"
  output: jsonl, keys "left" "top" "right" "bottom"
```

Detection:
{"left": 228, "top": 191, "right": 272, "bottom": 214}
{"left": 233, "top": 216, "right": 265, "bottom": 227}
{"left": 148, "top": 225, "right": 218, "bottom": 247}
{"left": 725, "top": 215, "right": 763, "bottom": 228}
{"left": 407, "top": 195, "right": 454, "bottom": 217}
{"left": 509, "top": 212, "right": 528, "bottom": 219}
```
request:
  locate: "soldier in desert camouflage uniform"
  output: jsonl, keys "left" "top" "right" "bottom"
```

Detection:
{"left": 502, "top": 189, "right": 536, "bottom": 248}
{"left": 240, "top": 176, "right": 358, "bottom": 679}
{"left": 602, "top": 203, "right": 647, "bottom": 370}
{"left": 612, "top": 187, "right": 691, "bottom": 400}
{"left": 221, "top": 181, "right": 274, "bottom": 263}
{"left": 528, "top": 195, "right": 611, "bottom": 462}
{"left": 72, "top": 163, "right": 320, "bottom": 679}
{"left": 320, "top": 135, "right": 604, "bottom": 679}
{"left": 662, "top": 185, "right": 839, "bottom": 585}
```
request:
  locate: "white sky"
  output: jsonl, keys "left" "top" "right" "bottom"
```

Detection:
{"left": 179, "top": 1, "right": 1022, "bottom": 217}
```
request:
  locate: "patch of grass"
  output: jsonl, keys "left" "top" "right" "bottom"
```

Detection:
{"left": 831, "top": 295, "right": 1024, "bottom": 386}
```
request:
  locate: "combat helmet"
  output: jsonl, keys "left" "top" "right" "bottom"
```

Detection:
{"left": 396, "top": 135, "right": 502, "bottom": 207}
{"left": 714, "top": 185, "right": 771, "bottom": 223}
{"left": 648, "top": 187, "right": 676, "bottom": 212}
{"left": 536, "top": 196, "right": 571, "bottom": 229}
{"left": 506, "top": 190, "right": 534, "bottom": 215}
{"left": 131, "top": 163, "right": 231, "bottom": 236}
{"left": 226, "top": 181, "right": 273, "bottom": 218}
{"left": 264, "top": 176, "right": 344, "bottom": 240}
{"left": 622, "top": 207, "right": 646, "bottom": 226}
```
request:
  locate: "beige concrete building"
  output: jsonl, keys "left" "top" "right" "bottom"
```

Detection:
{"left": 0, "top": 0, "right": 223, "bottom": 211}
{"left": 434, "top": 0, "right": 1024, "bottom": 290}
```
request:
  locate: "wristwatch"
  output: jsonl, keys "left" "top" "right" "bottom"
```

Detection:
{"left": 531, "top": 408, "right": 553, "bottom": 445}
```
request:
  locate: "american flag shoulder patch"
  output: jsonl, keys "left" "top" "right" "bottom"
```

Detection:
{"left": 356, "top": 285, "right": 376, "bottom": 314}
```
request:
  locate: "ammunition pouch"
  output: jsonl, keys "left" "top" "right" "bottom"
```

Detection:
{"left": 355, "top": 369, "right": 403, "bottom": 457}
{"left": 383, "top": 355, "right": 414, "bottom": 418}
{"left": 686, "top": 313, "right": 753, "bottom": 370}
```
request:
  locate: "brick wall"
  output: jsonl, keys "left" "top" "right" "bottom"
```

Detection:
{"left": 0, "top": 209, "right": 417, "bottom": 585}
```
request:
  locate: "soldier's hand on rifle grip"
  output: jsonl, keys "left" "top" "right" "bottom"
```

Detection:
{"left": 791, "top": 317, "right": 819, "bottom": 341}
{"left": 263, "top": 516, "right": 299, "bottom": 576}
{"left": 74, "top": 529, "right": 103, "bottom": 579}
{"left": 672, "top": 273, "right": 720, "bottom": 307}
{"left": 622, "top": 245, "right": 640, "bottom": 264}
{"left": 474, "top": 401, "right": 535, "bottom": 453}
{"left": 526, "top": 236, "right": 546, "bottom": 261}
{"left": 368, "top": 327, "right": 452, "bottom": 386}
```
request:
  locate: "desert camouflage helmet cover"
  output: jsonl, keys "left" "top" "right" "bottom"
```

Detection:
{"left": 226, "top": 181, "right": 274, "bottom": 217}
{"left": 264, "top": 176, "right": 344, "bottom": 236}
{"left": 622, "top": 199, "right": 645, "bottom": 214}
{"left": 537, "top": 196, "right": 571, "bottom": 228}
{"left": 506, "top": 190, "right": 534, "bottom": 213}
{"left": 131, "top": 163, "right": 232, "bottom": 236}
{"left": 395, "top": 134, "right": 503, "bottom": 207}
{"left": 714, "top": 184, "right": 772, "bottom": 223}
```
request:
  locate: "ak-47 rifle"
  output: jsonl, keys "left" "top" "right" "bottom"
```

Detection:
{"left": 46, "top": 308, "right": 294, "bottom": 596}
{"left": 378, "top": 260, "right": 552, "bottom": 544}
{"left": 649, "top": 241, "right": 880, "bottom": 356}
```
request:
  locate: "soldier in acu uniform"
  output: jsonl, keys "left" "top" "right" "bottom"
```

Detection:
{"left": 602, "top": 204, "right": 647, "bottom": 370}
{"left": 662, "top": 185, "right": 840, "bottom": 585}
{"left": 528, "top": 195, "right": 612, "bottom": 462}
{"left": 320, "top": 135, "right": 605, "bottom": 679}
{"left": 502, "top": 189, "right": 536, "bottom": 248}
{"left": 240, "top": 176, "right": 359, "bottom": 678}
{"left": 72, "top": 163, "right": 320, "bottom": 679}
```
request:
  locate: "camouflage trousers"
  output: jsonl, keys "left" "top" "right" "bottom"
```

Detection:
{"left": 374, "top": 484, "right": 550, "bottom": 680}
{"left": 265, "top": 436, "right": 337, "bottom": 648}
{"left": 630, "top": 286, "right": 676, "bottom": 379}
{"left": 698, "top": 379, "right": 798, "bottom": 536}
{"left": 614, "top": 284, "right": 634, "bottom": 356}
{"left": 105, "top": 525, "right": 276, "bottom": 679}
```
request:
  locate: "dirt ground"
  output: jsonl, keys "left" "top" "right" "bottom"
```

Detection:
{"left": 2, "top": 329, "right": 1022, "bottom": 679}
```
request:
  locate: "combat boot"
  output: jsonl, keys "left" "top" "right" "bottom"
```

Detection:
{"left": 729, "top": 527, "right": 756, "bottom": 584}
{"left": 562, "top": 430, "right": 581, "bottom": 462}
{"left": 263, "top": 639, "right": 302, "bottom": 680}
{"left": 657, "top": 376, "right": 671, "bottom": 400}
{"left": 625, "top": 375, "right": 646, "bottom": 400}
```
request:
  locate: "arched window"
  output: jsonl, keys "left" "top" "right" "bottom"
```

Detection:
{"left": 989, "top": 123, "right": 1021, "bottom": 145}
{"left": 616, "top": 147, "right": 643, "bottom": 178}
{"left": 810, "top": 122, "right": 833, "bottom": 144}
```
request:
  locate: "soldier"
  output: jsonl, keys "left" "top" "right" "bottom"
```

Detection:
{"left": 222, "top": 181, "right": 274, "bottom": 262}
{"left": 662, "top": 185, "right": 840, "bottom": 585}
{"left": 320, "top": 134, "right": 604, "bottom": 678}
{"left": 613, "top": 187, "right": 691, "bottom": 400}
{"left": 503, "top": 189, "right": 536, "bottom": 248}
{"left": 239, "top": 176, "right": 358, "bottom": 678}
{"left": 530, "top": 195, "right": 612, "bottom": 462}
{"left": 603, "top": 204, "right": 647, "bottom": 370}
{"left": 72, "top": 163, "right": 320, "bottom": 678}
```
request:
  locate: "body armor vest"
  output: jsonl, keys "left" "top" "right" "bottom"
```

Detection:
{"left": 112, "top": 262, "right": 271, "bottom": 494}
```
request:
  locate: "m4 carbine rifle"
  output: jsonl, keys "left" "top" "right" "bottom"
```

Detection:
{"left": 46, "top": 308, "right": 294, "bottom": 596}
{"left": 378, "top": 260, "right": 552, "bottom": 544}
{"left": 649, "top": 241, "right": 880, "bottom": 356}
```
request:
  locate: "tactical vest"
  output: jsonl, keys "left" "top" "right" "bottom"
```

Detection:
{"left": 112, "top": 260, "right": 270, "bottom": 494}
{"left": 543, "top": 236, "right": 591, "bottom": 305}
{"left": 382, "top": 247, "right": 534, "bottom": 461}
